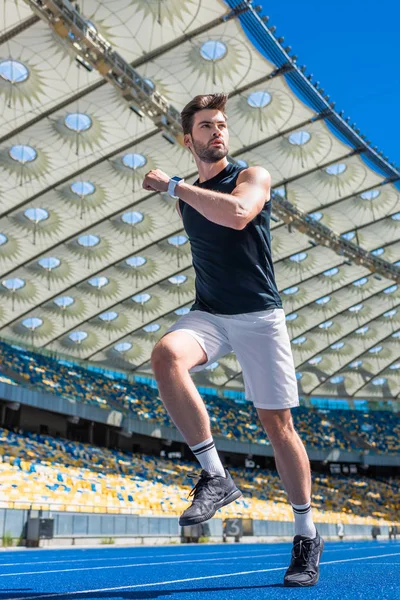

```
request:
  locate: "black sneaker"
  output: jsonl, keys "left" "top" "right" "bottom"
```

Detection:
{"left": 283, "top": 531, "right": 324, "bottom": 587}
{"left": 179, "top": 469, "right": 242, "bottom": 526}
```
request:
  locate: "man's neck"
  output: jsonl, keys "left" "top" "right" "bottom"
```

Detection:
{"left": 197, "top": 158, "right": 229, "bottom": 184}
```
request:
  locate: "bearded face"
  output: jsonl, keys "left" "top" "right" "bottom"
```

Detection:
{"left": 185, "top": 109, "right": 230, "bottom": 163}
{"left": 191, "top": 136, "right": 228, "bottom": 163}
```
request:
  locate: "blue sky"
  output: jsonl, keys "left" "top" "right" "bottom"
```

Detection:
{"left": 256, "top": 0, "right": 399, "bottom": 166}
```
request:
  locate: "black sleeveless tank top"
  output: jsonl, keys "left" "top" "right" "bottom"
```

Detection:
{"left": 179, "top": 162, "right": 282, "bottom": 315}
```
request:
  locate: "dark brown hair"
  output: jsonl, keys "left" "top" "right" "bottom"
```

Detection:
{"left": 180, "top": 93, "right": 228, "bottom": 135}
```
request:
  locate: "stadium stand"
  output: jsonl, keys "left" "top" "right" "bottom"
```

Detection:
{"left": 0, "top": 426, "right": 397, "bottom": 526}
{"left": 0, "top": 340, "right": 399, "bottom": 454}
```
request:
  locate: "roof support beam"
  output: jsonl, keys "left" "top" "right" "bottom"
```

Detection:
{"left": 43, "top": 265, "right": 194, "bottom": 350}
{"left": 305, "top": 320, "right": 400, "bottom": 396}
{"left": 0, "top": 14, "right": 39, "bottom": 46}
{"left": 0, "top": 226, "right": 186, "bottom": 330}
{"left": 349, "top": 352, "right": 400, "bottom": 397}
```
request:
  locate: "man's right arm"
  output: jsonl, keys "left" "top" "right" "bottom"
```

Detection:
{"left": 176, "top": 200, "right": 182, "bottom": 219}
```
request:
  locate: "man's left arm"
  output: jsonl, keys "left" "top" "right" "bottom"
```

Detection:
{"left": 177, "top": 166, "right": 271, "bottom": 230}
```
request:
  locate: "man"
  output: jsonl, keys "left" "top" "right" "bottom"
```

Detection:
{"left": 142, "top": 93, "right": 324, "bottom": 587}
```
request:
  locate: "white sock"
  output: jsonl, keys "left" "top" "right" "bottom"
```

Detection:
{"left": 292, "top": 501, "right": 317, "bottom": 538}
{"left": 189, "top": 437, "right": 226, "bottom": 477}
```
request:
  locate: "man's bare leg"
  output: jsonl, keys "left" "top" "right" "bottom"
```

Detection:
{"left": 151, "top": 331, "right": 210, "bottom": 446}
{"left": 152, "top": 331, "right": 241, "bottom": 526}
{"left": 257, "top": 408, "right": 316, "bottom": 537}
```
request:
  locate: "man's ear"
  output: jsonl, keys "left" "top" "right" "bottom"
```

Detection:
{"left": 183, "top": 133, "right": 192, "bottom": 150}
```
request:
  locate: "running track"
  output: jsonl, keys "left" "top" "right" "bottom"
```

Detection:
{"left": 0, "top": 540, "right": 399, "bottom": 600}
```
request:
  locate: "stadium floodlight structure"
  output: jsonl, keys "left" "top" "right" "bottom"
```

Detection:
{"left": 23, "top": 0, "right": 252, "bottom": 141}
{"left": 20, "top": 0, "right": 400, "bottom": 286}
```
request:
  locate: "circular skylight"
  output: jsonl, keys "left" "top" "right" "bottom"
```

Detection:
{"left": 0, "top": 59, "right": 29, "bottom": 84}
{"left": 88, "top": 276, "right": 109, "bottom": 289}
{"left": 122, "top": 153, "right": 147, "bottom": 170}
{"left": 323, "top": 267, "right": 339, "bottom": 277}
{"left": 54, "top": 296, "right": 74, "bottom": 309}
{"left": 369, "top": 345, "right": 382, "bottom": 354}
{"left": 331, "top": 341, "right": 344, "bottom": 350}
{"left": 392, "top": 331, "right": 400, "bottom": 339}
{"left": 0, "top": 234, "right": 7, "bottom": 245}
{"left": 273, "top": 187, "right": 285, "bottom": 198}
{"left": 341, "top": 231, "right": 355, "bottom": 241}
{"left": 389, "top": 363, "right": 400, "bottom": 370}
{"left": 247, "top": 91, "right": 271, "bottom": 108}
{"left": 71, "top": 181, "right": 95, "bottom": 196}
{"left": 168, "top": 235, "right": 188, "bottom": 247}
{"left": 69, "top": 331, "right": 88, "bottom": 343}
{"left": 143, "top": 323, "right": 161, "bottom": 333}
{"left": 384, "top": 309, "right": 397, "bottom": 318}
{"left": 85, "top": 20, "right": 97, "bottom": 33}
{"left": 292, "top": 336, "right": 306, "bottom": 345}
{"left": 350, "top": 360, "right": 363, "bottom": 368}
{"left": 349, "top": 303, "right": 363, "bottom": 313}
{"left": 286, "top": 313, "right": 298, "bottom": 321}
{"left": 353, "top": 277, "right": 368, "bottom": 287}
{"left": 392, "top": 212, "right": 400, "bottom": 221}
{"left": 169, "top": 275, "right": 187, "bottom": 285}
{"left": 205, "top": 361, "right": 219, "bottom": 371}
{"left": 383, "top": 284, "right": 398, "bottom": 294}
{"left": 64, "top": 113, "right": 92, "bottom": 132}
{"left": 114, "top": 342, "right": 132, "bottom": 353}
{"left": 9, "top": 144, "right": 37, "bottom": 164}
{"left": 309, "top": 211, "right": 323, "bottom": 221}
{"left": 283, "top": 286, "right": 298, "bottom": 295}
{"left": 78, "top": 234, "right": 100, "bottom": 247}
{"left": 356, "top": 326, "right": 369, "bottom": 335}
{"left": 308, "top": 356, "right": 322, "bottom": 365}
{"left": 236, "top": 159, "right": 248, "bottom": 168}
{"left": 290, "top": 252, "right": 307, "bottom": 263}
{"left": 325, "top": 163, "right": 347, "bottom": 175}
{"left": 38, "top": 257, "right": 60, "bottom": 270}
{"left": 2, "top": 277, "right": 25, "bottom": 291}
{"left": 175, "top": 307, "right": 190, "bottom": 316}
{"left": 288, "top": 131, "right": 310, "bottom": 145}
{"left": 330, "top": 375, "right": 344, "bottom": 384}
{"left": 125, "top": 256, "right": 146, "bottom": 268}
{"left": 371, "top": 247, "right": 384, "bottom": 256}
{"left": 144, "top": 78, "right": 155, "bottom": 91}
{"left": 22, "top": 317, "right": 43, "bottom": 330}
{"left": 24, "top": 208, "right": 49, "bottom": 223}
{"left": 122, "top": 211, "right": 144, "bottom": 225}
{"left": 315, "top": 295, "right": 330, "bottom": 305}
{"left": 99, "top": 311, "right": 118, "bottom": 322}
{"left": 372, "top": 377, "right": 386, "bottom": 386}
{"left": 132, "top": 293, "right": 151, "bottom": 304}
{"left": 360, "top": 190, "right": 380, "bottom": 200}
{"left": 319, "top": 320, "right": 333, "bottom": 329}
{"left": 200, "top": 40, "right": 227, "bottom": 61}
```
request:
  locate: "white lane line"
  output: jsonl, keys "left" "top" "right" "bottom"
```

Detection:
{"left": 8, "top": 551, "right": 400, "bottom": 600}
{"left": 0, "top": 545, "right": 387, "bottom": 576}
{"left": 0, "top": 552, "right": 287, "bottom": 577}
{"left": 0, "top": 546, "right": 292, "bottom": 568}
{"left": 0, "top": 543, "right": 385, "bottom": 569}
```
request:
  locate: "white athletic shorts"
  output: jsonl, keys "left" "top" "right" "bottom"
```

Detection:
{"left": 164, "top": 308, "right": 299, "bottom": 410}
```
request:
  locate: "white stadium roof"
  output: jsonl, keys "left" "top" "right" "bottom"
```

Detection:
{"left": 0, "top": 0, "right": 399, "bottom": 400}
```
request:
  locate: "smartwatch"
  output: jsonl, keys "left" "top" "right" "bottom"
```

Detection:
{"left": 168, "top": 176, "right": 184, "bottom": 199}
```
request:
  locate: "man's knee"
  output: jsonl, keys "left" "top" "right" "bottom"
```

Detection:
{"left": 258, "top": 409, "right": 296, "bottom": 446}
{"left": 151, "top": 339, "right": 184, "bottom": 377}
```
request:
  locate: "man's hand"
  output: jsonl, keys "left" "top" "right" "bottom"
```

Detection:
{"left": 142, "top": 169, "right": 170, "bottom": 193}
